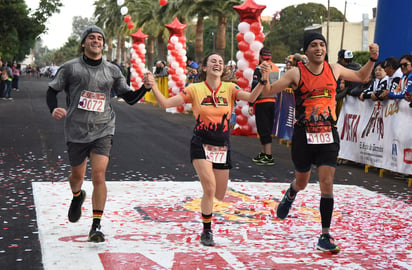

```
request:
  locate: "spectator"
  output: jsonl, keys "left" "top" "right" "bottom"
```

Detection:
{"left": 359, "top": 62, "right": 388, "bottom": 101}
{"left": 222, "top": 60, "right": 237, "bottom": 83}
{"left": 12, "top": 63, "right": 21, "bottom": 91}
{"left": 389, "top": 54, "right": 412, "bottom": 101}
{"left": 380, "top": 57, "right": 403, "bottom": 100}
{"left": 340, "top": 50, "right": 363, "bottom": 96}
{"left": 154, "top": 61, "right": 168, "bottom": 77}
{"left": 250, "top": 47, "right": 279, "bottom": 166}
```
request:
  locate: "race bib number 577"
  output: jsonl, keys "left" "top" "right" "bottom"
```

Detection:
{"left": 203, "top": 144, "right": 227, "bottom": 164}
{"left": 78, "top": 90, "right": 106, "bottom": 112}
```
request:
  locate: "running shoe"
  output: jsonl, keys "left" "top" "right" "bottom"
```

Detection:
{"left": 276, "top": 188, "right": 295, "bottom": 219}
{"left": 255, "top": 155, "right": 275, "bottom": 166}
{"left": 316, "top": 233, "right": 340, "bottom": 253}
{"left": 200, "top": 230, "right": 215, "bottom": 246}
{"left": 88, "top": 225, "right": 105, "bottom": 243}
{"left": 68, "top": 190, "right": 86, "bottom": 223}
{"left": 252, "top": 152, "right": 265, "bottom": 163}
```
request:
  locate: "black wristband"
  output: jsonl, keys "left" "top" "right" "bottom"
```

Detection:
{"left": 370, "top": 57, "right": 378, "bottom": 62}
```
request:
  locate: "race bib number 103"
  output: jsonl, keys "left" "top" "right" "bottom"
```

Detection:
{"left": 306, "top": 131, "right": 334, "bottom": 144}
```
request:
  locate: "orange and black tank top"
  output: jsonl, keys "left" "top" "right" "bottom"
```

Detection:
{"left": 295, "top": 61, "right": 337, "bottom": 130}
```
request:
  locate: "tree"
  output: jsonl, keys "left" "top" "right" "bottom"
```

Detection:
{"left": 264, "top": 3, "right": 344, "bottom": 62}
{"left": 0, "top": 0, "right": 62, "bottom": 62}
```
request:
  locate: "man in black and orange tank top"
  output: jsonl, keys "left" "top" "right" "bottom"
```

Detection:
{"left": 259, "top": 32, "right": 379, "bottom": 253}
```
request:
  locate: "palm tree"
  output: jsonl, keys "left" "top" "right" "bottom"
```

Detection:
{"left": 94, "top": 0, "right": 126, "bottom": 61}
{"left": 197, "top": 0, "right": 242, "bottom": 58}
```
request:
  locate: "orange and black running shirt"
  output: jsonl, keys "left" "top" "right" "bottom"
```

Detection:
{"left": 295, "top": 61, "right": 337, "bottom": 132}
{"left": 180, "top": 81, "right": 241, "bottom": 145}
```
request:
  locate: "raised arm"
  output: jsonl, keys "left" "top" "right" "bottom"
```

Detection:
{"left": 333, "top": 43, "right": 379, "bottom": 83}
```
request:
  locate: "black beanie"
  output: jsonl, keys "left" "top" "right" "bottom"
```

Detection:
{"left": 303, "top": 32, "right": 327, "bottom": 52}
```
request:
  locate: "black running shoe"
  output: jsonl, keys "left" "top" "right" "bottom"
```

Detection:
{"left": 252, "top": 152, "right": 265, "bottom": 163}
{"left": 316, "top": 233, "right": 340, "bottom": 253}
{"left": 68, "top": 190, "right": 86, "bottom": 223}
{"left": 88, "top": 226, "right": 105, "bottom": 243}
{"left": 276, "top": 188, "right": 295, "bottom": 219}
{"left": 200, "top": 230, "right": 215, "bottom": 246}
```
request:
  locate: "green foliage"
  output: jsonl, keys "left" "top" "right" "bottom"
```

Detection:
{"left": 353, "top": 51, "right": 370, "bottom": 66}
{"left": 264, "top": 3, "right": 344, "bottom": 62}
{"left": 0, "top": 0, "right": 62, "bottom": 62}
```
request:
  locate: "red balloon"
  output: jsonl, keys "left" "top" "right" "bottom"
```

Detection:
{"left": 177, "top": 105, "right": 184, "bottom": 113}
{"left": 127, "top": 22, "right": 134, "bottom": 29}
{"left": 235, "top": 69, "right": 243, "bottom": 78}
{"left": 250, "top": 22, "right": 262, "bottom": 35}
{"left": 132, "top": 81, "right": 138, "bottom": 89}
{"left": 236, "top": 33, "right": 244, "bottom": 43}
{"left": 167, "top": 44, "right": 174, "bottom": 50}
{"left": 238, "top": 41, "right": 249, "bottom": 52}
{"left": 234, "top": 106, "right": 242, "bottom": 115}
{"left": 256, "top": 32, "right": 265, "bottom": 42}
{"left": 236, "top": 114, "right": 247, "bottom": 126}
{"left": 237, "top": 77, "right": 249, "bottom": 89}
{"left": 159, "top": 0, "right": 168, "bottom": 6}
{"left": 171, "top": 74, "right": 180, "bottom": 82}
{"left": 243, "top": 50, "right": 255, "bottom": 62}
{"left": 124, "top": 15, "right": 131, "bottom": 23}
{"left": 240, "top": 124, "right": 252, "bottom": 134}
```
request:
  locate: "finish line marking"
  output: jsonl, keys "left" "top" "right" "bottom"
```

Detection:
{"left": 33, "top": 181, "right": 412, "bottom": 270}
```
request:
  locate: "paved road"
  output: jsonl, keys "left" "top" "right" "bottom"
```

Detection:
{"left": 0, "top": 76, "right": 411, "bottom": 269}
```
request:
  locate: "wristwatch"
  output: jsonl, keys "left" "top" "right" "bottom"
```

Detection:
{"left": 259, "top": 79, "right": 268, "bottom": 85}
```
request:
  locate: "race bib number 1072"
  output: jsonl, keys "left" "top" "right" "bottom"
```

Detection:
{"left": 78, "top": 90, "right": 105, "bottom": 112}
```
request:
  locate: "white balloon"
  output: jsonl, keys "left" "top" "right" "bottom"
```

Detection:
{"left": 167, "top": 55, "right": 173, "bottom": 63}
{"left": 170, "top": 36, "right": 179, "bottom": 44}
{"left": 168, "top": 80, "right": 176, "bottom": 88}
{"left": 138, "top": 44, "right": 145, "bottom": 50}
{"left": 175, "top": 43, "right": 183, "bottom": 50}
{"left": 172, "top": 87, "right": 180, "bottom": 94}
{"left": 243, "top": 68, "right": 254, "bottom": 80}
{"left": 171, "top": 62, "right": 179, "bottom": 69}
{"left": 237, "top": 59, "right": 248, "bottom": 70}
{"left": 182, "top": 55, "right": 187, "bottom": 63}
{"left": 178, "top": 49, "right": 186, "bottom": 56}
{"left": 248, "top": 115, "right": 256, "bottom": 127}
{"left": 250, "top": 41, "right": 263, "bottom": 52}
{"left": 117, "top": 0, "right": 125, "bottom": 6}
{"left": 244, "top": 31, "right": 256, "bottom": 44}
{"left": 179, "top": 74, "right": 186, "bottom": 81}
{"left": 238, "top": 22, "right": 250, "bottom": 33}
{"left": 236, "top": 100, "right": 247, "bottom": 107}
{"left": 176, "top": 67, "right": 184, "bottom": 75}
{"left": 241, "top": 105, "right": 249, "bottom": 116}
{"left": 236, "top": 51, "right": 244, "bottom": 61}
{"left": 120, "top": 6, "right": 128, "bottom": 15}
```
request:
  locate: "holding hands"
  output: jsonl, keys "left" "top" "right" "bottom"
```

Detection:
{"left": 142, "top": 72, "right": 155, "bottom": 89}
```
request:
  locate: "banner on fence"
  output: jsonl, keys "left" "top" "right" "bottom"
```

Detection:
{"left": 337, "top": 96, "right": 412, "bottom": 175}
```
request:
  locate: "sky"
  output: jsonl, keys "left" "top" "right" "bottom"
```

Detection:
{"left": 26, "top": 0, "right": 377, "bottom": 50}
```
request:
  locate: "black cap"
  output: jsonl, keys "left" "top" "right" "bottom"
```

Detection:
{"left": 80, "top": 25, "right": 105, "bottom": 44}
{"left": 303, "top": 32, "right": 327, "bottom": 52}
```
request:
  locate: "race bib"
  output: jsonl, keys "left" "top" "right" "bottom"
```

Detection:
{"left": 203, "top": 144, "right": 227, "bottom": 164}
{"left": 306, "top": 132, "right": 334, "bottom": 144}
{"left": 78, "top": 90, "right": 105, "bottom": 112}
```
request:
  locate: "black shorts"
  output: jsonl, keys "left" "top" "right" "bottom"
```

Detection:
{"left": 190, "top": 136, "right": 232, "bottom": 170}
{"left": 291, "top": 126, "right": 339, "bottom": 172}
{"left": 67, "top": 135, "right": 113, "bottom": 167}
